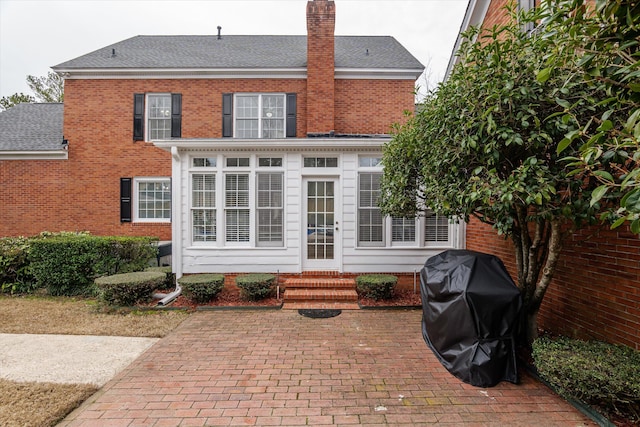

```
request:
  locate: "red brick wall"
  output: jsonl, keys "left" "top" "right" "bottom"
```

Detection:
{"left": 1, "top": 71, "right": 412, "bottom": 239}
{"left": 335, "top": 79, "right": 415, "bottom": 134}
{"left": 467, "top": 218, "right": 640, "bottom": 350}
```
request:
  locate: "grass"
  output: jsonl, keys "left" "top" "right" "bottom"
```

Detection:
{"left": 0, "top": 295, "right": 190, "bottom": 427}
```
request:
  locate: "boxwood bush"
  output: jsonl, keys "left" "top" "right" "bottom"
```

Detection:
{"left": 178, "top": 274, "right": 225, "bottom": 303}
{"left": 145, "top": 266, "right": 175, "bottom": 289}
{"left": 0, "top": 236, "right": 37, "bottom": 294}
{"left": 235, "top": 274, "right": 275, "bottom": 301}
{"left": 95, "top": 271, "right": 165, "bottom": 306}
{"left": 356, "top": 274, "right": 397, "bottom": 300}
{"left": 30, "top": 234, "right": 157, "bottom": 296}
{"left": 533, "top": 336, "right": 640, "bottom": 421}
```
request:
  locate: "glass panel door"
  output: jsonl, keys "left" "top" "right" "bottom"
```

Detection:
{"left": 303, "top": 179, "right": 339, "bottom": 270}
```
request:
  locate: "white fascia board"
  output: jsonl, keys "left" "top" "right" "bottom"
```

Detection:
{"left": 55, "top": 67, "right": 423, "bottom": 81}
{"left": 444, "top": 0, "right": 491, "bottom": 80}
{"left": 335, "top": 68, "right": 424, "bottom": 80}
{"left": 54, "top": 68, "right": 307, "bottom": 80}
{"left": 0, "top": 150, "right": 68, "bottom": 160}
{"left": 153, "top": 138, "right": 390, "bottom": 152}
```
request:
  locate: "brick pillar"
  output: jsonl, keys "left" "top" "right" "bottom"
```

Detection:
{"left": 306, "top": 0, "right": 335, "bottom": 136}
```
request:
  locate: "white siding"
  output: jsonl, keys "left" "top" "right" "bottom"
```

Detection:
{"left": 169, "top": 145, "right": 464, "bottom": 277}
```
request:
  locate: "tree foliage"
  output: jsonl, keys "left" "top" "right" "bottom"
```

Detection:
{"left": 26, "top": 71, "right": 64, "bottom": 103}
{"left": 550, "top": 0, "right": 640, "bottom": 232}
{"left": 0, "top": 93, "right": 35, "bottom": 111}
{"left": 380, "top": 1, "right": 612, "bottom": 344}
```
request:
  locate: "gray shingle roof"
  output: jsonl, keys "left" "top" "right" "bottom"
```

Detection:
{"left": 0, "top": 103, "right": 64, "bottom": 151}
{"left": 53, "top": 35, "right": 424, "bottom": 71}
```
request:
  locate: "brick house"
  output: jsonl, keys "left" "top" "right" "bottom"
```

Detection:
{"left": 0, "top": 0, "right": 465, "bottom": 285}
{"left": 448, "top": 0, "right": 640, "bottom": 350}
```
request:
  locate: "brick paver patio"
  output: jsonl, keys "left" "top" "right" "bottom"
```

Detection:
{"left": 60, "top": 309, "right": 595, "bottom": 426}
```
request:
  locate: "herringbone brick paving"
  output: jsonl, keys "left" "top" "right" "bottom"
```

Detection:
{"left": 60, "top": 310, "right": 595, "bottom": 426}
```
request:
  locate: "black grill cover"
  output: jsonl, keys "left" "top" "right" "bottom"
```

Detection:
{"left": 420, "top": 250, "right": 522, "bottom": 387}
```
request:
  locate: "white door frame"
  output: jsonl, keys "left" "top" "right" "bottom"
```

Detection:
{"left": 301, "top": 176, "right": 341, "bottom": 271}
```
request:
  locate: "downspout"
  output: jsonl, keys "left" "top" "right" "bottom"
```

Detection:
{"left": 156, "top": 146, "right": 183, "bottom": 306}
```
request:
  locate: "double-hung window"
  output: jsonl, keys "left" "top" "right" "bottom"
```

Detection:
{"left": 133, "top": 93, "right": 182, "bottom": 141}
{"left": 222, "top": 93, "right": 296, "bottom": 138}
{"left": 358, "top": 172, "right": 384, "bottom": 246}
{"left": 225, "top": 166, "right": 250, "bottom": 243}
{"left": 235, "top": 94, "right": 285, "bottom": 138}
{"left": 192, "top": 173, "right": 216, "bottom": 242}
{"left": 256, "top": 168, "right": 284, "bottom": 247}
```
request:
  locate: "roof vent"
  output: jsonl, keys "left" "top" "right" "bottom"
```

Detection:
{"left": 365, "top": 48, "right": 369, "bottom": 56}
{"left": 111, "top": 48, "right": 116, "bottom": 57}
{"left": 217, "top": 26, "right": 222, "bottom": 40}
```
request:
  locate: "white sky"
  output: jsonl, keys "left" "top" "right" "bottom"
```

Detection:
{"left": 0, "top": 0, "right": 468, "bottom": 99}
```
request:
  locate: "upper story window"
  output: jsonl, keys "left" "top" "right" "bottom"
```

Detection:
{"left": 133, "top": 93, "right": 182, "bottom": 141}
{"left": 222, "top": 93, "right": 297, "bottom": 139}
{"left": 147, "top": 95, "right": 172, "bottom": 140}
{"left": 236, "top": 94, "right": 285, "bottom": 138}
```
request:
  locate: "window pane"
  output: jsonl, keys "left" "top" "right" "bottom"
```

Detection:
{"left": 192, "top": 209, "right": 216, "bottom": 242}
{"left": 137, "top": 179, "right": 171, "bottom": 220}
{"left": 148, "top": 95, "right": 171, "bottom": 140}
{"left": 193, "top": 157, "right": 217, "bottom": 167}
{"left": 392, "top": 217, "right": 416, "bottom": 242}
{"left": 226, "top": 209, "right": 250, "bottom": 242}
{"left": 257, "top": 173, "right": 283, "bottom": 246}
{"left": 425, "top": 211, "right": 450, "bottom": 243}
{"left": 358, "top": 173, "right": 383, "bottom": 244}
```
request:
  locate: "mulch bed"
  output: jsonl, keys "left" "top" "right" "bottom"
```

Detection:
{"left": 150, "top": 287, "right": 422, "bottom": 309}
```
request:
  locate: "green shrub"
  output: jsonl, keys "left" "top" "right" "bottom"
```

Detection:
{"left": 29, "top": 235, "right": 158, "bottom": 296}
{"left": 235, "top": 274, "right": 275, "bottom": 301}
{"left": 178, "top": 274, "right": 225, "bottom": 303}
{"left": 533, "top": 336, "right": 640, "bottom": 421}
{"left": 145, "top": 266, "right": 174, "bottom": 289}
{"left": 95, "top": 271, "right": 165, "bottom": 306}
{"left": 0, "top": 237, "right": 38, "bottom": 294}
{"left": 356, "top": 274, "right": 397, "bottom": 300}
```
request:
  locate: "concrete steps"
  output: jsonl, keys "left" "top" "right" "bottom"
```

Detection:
{"left": 282, "top": 277, "right": 359, "bottom": 310}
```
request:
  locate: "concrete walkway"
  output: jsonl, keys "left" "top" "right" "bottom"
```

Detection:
{"left": 60, "top": 309, "right": 595, "bottom": 426}
{"left": 0, "top": 334, "right": 157, "bottom": 386}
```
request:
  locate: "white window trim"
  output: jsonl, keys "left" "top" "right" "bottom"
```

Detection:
{"left": 133, "top": 177, "right": 171, "bottom": 223}
{"left": 233, "top": 93, "right": 287, "bottom": 139}
{"left": 145, "top": 93, "right": 172, "bottom": 142}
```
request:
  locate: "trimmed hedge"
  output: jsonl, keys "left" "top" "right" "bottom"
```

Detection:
{"left": 533, "top": 336, "right": 640, "bottom": 421}
{"left": 30, "top": 235, "right": 157, "bottom": 296}
{"left": 179, "top": 274, "right": 225, "bottom": 303}
{"left": 356, "top": 274, "right": 397, "bottom": 300}
{"left": 145, "top": 266, "right": 175, "bottom": 289}
{"left": 235, "top": 274, "right": 276, "bottom": 301}
{"left": 95, "top": 271, "right": 165, "bottom": 306}
{"left": 0, "top": 236, "right": 37, "bottom": 294}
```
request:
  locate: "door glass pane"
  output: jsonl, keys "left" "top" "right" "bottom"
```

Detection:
{"left": 307, "top": 181, "right": 334, "bottom": 260}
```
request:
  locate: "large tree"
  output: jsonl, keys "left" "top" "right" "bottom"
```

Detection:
{"left": 26, "top": 71, "right": 64, "bottom": 103}
{"left": 380, "top": 1, "right": 609, "bottom": 345}
{"left": 552, "top": 0, "right": 640, "bottom": 231}
{"left": 0, "top": 93, "right": 35, "bottom": 111}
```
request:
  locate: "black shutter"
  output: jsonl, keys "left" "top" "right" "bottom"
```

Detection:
{"left": 286, "top": 93, "right": 297, "bottom": 138}
{"left": 120, "top": 178, "right": 132, "bottom": 223}
{"left": 133, "top": 94, "right": 144, "bottom": 141}
{"left": 222, "top": 93, "right": 233, "bottom": 137}
{"left": 171, "top": 93, "right": 182, "bottom": 138}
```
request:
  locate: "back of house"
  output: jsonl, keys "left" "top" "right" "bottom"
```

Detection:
{"left": 0, "top": 0, "right": 464, "bottom": 280}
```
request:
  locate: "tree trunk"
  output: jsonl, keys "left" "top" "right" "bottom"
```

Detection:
{"left": 526, "top": 307, "right": 539, "bottom": 345}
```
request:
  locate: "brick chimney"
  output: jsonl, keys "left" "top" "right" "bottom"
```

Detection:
{"left": 306, "top": 0, "right": 335, "bottom": 136}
